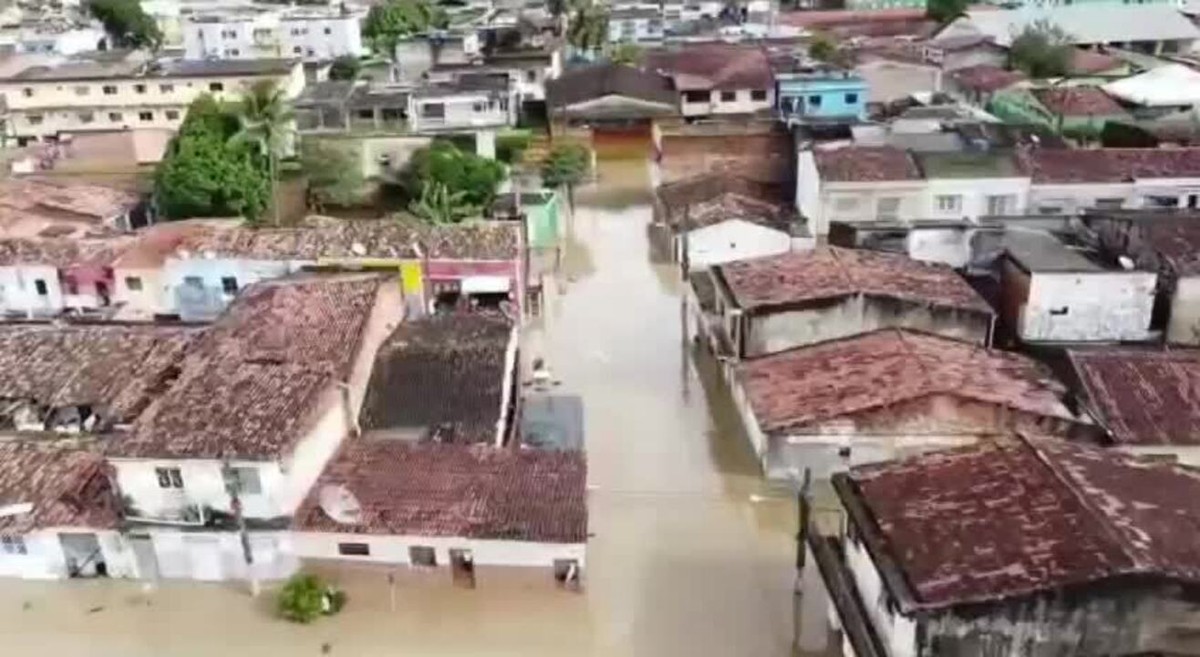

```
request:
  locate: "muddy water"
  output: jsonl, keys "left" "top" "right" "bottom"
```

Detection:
{"left": 0, "top": 159, "right": 816, "bottom": 657}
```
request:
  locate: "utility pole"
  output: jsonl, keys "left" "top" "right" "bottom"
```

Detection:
{"left": 221, "top": 454, "right": 260, "bottom": 597}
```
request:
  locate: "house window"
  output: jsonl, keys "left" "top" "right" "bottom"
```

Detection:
{"left": 808, "top": 94, "right": 823, "bottom": 108}
{"left": 155, "top": 467, "right": 184, "bottom": 489}
{"left": 102, "top": 84, "right": 117, "bottom": 95}
{"left": 26, "top": 114, "right": 43, "bottom": 125}
{"left": 108, "top": 112, "right": 123, "bottom": 122}
{"left": 1049, "top": 306, "right": 1069, "bottom": 316}
{"left": 293, "top": 46, "right": 303, "bottom": 54}
{"left": 209, "top": 82, "right": 224, "bottom": 92}
{"left": 935, "top": 194, "right": 962, "bottom": 213}
{"left": 0, "top": 535, "right": 27, "bottom": 555}
{"left": 77, "top": 111, "right": 94, "bottom": 124}
{"left": 223, "top": 466, "right": 262, "bottom": 495}
{"left": 844, "top": 92, "right": 859, "bottom": 104}
{"left": 221, "top": 276, "right": 238, "bottom": 294}
{"left": 74, "top": 85, "right": 90, "bottom": 96}
{"left": 720, "top": 90, "right": 736, "bottom": 102}
{"left": 837, "top": 446, "right": 852, "bottom": 459}
{"left": 472, "top": 101, "right": 486, "bottom": 113}
{"left": 1038, "top": 203, "right": 1065, "bottom": 215}
{"left": 338, "top": 542, "right": 370, "bottom": 556}
{"left": 125, "top": 276, "right": 143, "bottom": 291}
{"left": 33, "top": 280, "right": 47, "bottom": 296}
{"left": 409, "top": 545, "right": 437, "bottom": 566}
{"left": 324, "top": 27, "right": 332, "bottom": 35}
{"left": 22, "top": 88, "right": 33, "bottom": 98}
{"left": 421, "top": 103, "right": 445, "bottom": 119}
{"left": 138, "top": 111, "right": 154, "bottom": 122}
{"left": 65, "top": 279, "right": 78, "bottom": 295}
{"left": 1094, "top": 198, "right": 1124, "bottom": 209}
{"left": 683, "top": 90, "right": 708, "bottom": 104}
{"left": 526, "top": 70, "right": 537, "bottom": 83}
{"left": 751, "top": 89, "right": 767, "bottom": 101}
{"left": 183, "top": 276, "right": 204, "bottom": 289}
{"left": 166, "top": 110, "right": 180, "bottom": 121}
{"left": 160, "top": 83, "right": 174, "bottom": 93}
{"left": 134, "top": 83, "right": 146, "bottom": 94}
{"left": 985, "top": 194, "right": 1016, "bottom": 216}
{"left": 356, "top": 108, "right": 374, "bottom": 120}
{"left": 876, "top": 197, "right": 900, "bottom": 219}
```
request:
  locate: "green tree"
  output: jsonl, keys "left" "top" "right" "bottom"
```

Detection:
{"left": 540, "top": 142, "right": 590, "bottom": 208}
{"left": 300, "top": 139, "right": 364, "bottom": 211}
{"left": 328, "top": 55, "right": 362, "bottom": 81}
{"left": 567, "top": 4, "right": 608, "bottom": 52}
{"left": 807, "top": 32, "right": 836, "bottom": 62}
{"left": 87, "top": 0, "right": 163, "bottom": 50}
{"left": 277, "top": 573, "right": 346, "bottom": 624}
{"left": 926, "top": 0, "right": 969, "bottom": 25}
{"left": 409, "top": 182, "right": 477, "bottom": 223}
{"left": 231, "top": 80, "right": 294, "bottom": 225}
{"left": 1008, "top": 21, "right": 1073, "bottom": 78}
{"left": 154, "top": 96, "right": 269, "bottom": 222}
{"left": 401, "top": 140, "right": 506, "bottom": 208}
{"left": 609, "top": 42, "right": 642, "bottom": 65}
{"left": 363, "top": 0, "right": 449, "bottom": 57}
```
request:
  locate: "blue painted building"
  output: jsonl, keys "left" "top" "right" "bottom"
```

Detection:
{"left": 770, "top": 56, "right": 868, "bottom": 123}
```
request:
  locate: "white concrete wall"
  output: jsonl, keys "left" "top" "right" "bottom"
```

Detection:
{"left": 161, "top": 256, "right": 307, "bottom": 316}
{"left": 292, "top": 532, "right": 585, "bottom": 569}
{"left": 1027, "top": 182, "right": 1133, "bottom": 214}
{"left": 280, "top": 15, "right": 365, "bottom": 60}
{"left": 18, "top": 27, "right": 105, "bottom": 55}
{"left": 679, "top": 88, "right": 773, "bottom": 117}
{"left": 1021, "top": 271, "right": 1157, "bottom": 342}
{"left": 684, "top": 220, "right": 793, "bottom": 270}
{"left": 0, "top": 528, "right": 135, "bottom": 580}
{"left": 112, "top": 265, "right": 172, "bottom": 319}
{"left": 845, "top": 534, "right": 919, "bottom": 657}
{"left": 0, "top": 264, "right": 64, "bottom": 316}
{"left": 112, "top": 459, "right": 287, "bottom": 521}
{"left": 1168, "top": 275, "right": 1200, "bottom": 345}
{"left": 924, "top": 177, "right": 1028, "bottom": 220}
{"left": 146, "top": 529, "right": 296, "bottom": 581}
{"left": 771, "top": 432, "right": 980, "bottom": 482}
{"left": 818, "top": 183, "right": 927, "bottom": 237}
{"left": 409, "top": 93, "right": 513, "bottom": 132}
{"left": 796, "top": 150, "right": 821, "bottom": 229}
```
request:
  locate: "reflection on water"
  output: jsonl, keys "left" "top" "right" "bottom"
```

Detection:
{"left": 0, "top": 158, "right": 822, "bottom": 657}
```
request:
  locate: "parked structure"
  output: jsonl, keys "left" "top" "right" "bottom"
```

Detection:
{"left": 698, "top": 247, "right": 994, "bottom": 360}
{"left": 810, "top": 435, "right": 1200, "bottom": 656}
{"left": 731, "top": 329, "right": 1077, "bottom": 481}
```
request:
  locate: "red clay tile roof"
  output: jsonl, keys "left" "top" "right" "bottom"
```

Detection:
{"left": 0, "top": 442, "right": 121, "bottom": 533}
{"left": 115, "top": 275, "right": 382, "bottom": 460}
{"left": 293, "top": 440, "right": 587, "bottom": 543}
{"left": 0, "top": 236, "right": 136, "bottom": 267}
{"left": 643, "top": 44, "right": 773, "bottom": 90}
{"left": 1070, "top": 349, "right": 1200, "bottom": 446}
{"left": 813, "top": 146, "right": 923, "bottom": 182}
{"left": 1135, "top": 218, "right": 1200, "bottom": 277}
{"left": 1032, "top": 86, "right": 1125, "bottom": 117}
{"left": 950, "top": 64, "right": 1026, "bottom": 93}
{"left": 1023, "top": 148, "right": 1200, "bottom": 184}
{"left": 842, "top": 435, "right": 1200, "bottom": 610}
{"left": 0, "top": 178, "right": 139, "bottom": 223}
{"left": 359, "top": 313, "right": 513, "bottom": 444}
{"left": 1070, "top": 48, "right": 1122, "bottom": 75}
{"left": 736, "top": 329, "right": 1070, "bottom": 435}
{"left": 0, "top": 324, "right": 199, "bottom": 425}
{"left": 716, "top": 246, "right": 992, "bottom": 313}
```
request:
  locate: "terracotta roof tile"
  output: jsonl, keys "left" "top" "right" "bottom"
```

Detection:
{"left": 1032, "top": 86, "right": 1125, "bottom": 117}
{"left": 716, "top": 246, "right": 991, "bottom": 313}
{"left": 293, "top": 440, "right": 586, "bottom": 543}
{"left": 359, "top": 313, "right": 513, "bottom": 444}
{"left": 1070, "top": 349, "right": 1200, "bottom": 446}
{"left": 1135, "top": 218, "right": 1200, "bottom": 277}
{"left": 0, "top": 442, "right": 120, "bottom": 533}
{"left": 1023, "top": 148, "right": 1200, "bottom": 184}
{"left": 643, "top": 44, "right": 773, "bottom": 90}
{"left": 0, "top": 236, "right": 136, "bottom": 267}
{"left": 737, "top": 329, "right": 1071, "bottom": 435}
{"left": 844, "top": 435, "right": 1200, "bottom": 610}
{"left": 813, "top": 146, "right": 923, "bottom": 182}
{"left": 116, "top": 275, "right": 383, "bottom": 460}
{"left": 950, "top": 64, "right": 1026, "bottom": 93}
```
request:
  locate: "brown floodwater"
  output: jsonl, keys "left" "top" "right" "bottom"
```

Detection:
{"left": 0, "top": 158, "right": 832, "bottom": 657}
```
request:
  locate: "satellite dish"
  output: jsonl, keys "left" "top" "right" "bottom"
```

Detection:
{"left": 350, "top": 242, "right": 367, "bottom": 257}
{"left": 318, "top": 484, "right": 362, "bottom": 525}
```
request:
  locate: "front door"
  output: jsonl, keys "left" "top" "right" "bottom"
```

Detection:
{"left": 129, "top": 535, "right": 159, "bottom": 580}
{"left": 59, "top": 533, "right": 105, "bottom": 578}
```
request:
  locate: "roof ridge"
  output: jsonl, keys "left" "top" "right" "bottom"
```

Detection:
{"left": 892, "top": 329, "right": 935, "bottom": 393}
{"left": 826, "top": 246, "right": 860, "bottom": 291}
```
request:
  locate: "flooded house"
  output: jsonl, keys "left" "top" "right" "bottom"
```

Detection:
{"left": 807, "top": 435, "right": 1200, "bottom": 656}
{"left": 695, "top": 246, "right": 994, "bottom": 361}
{"left": 730, "top": 328, "right": 1080, "bottom": 482}
{"left": 292, "top": 314, "right": 586, "bottom": 585}
{"left": 0, "top": 237, "right": 135, "bottom": 318}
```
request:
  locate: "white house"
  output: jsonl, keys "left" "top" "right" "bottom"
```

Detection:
{"left": 1025, "top": 147, "right": 1200, "bottom": 214}
{"left": 608, "top": 7, "right": 665, "bottom": 43}
{"left": 643, "top": 44, "right": 775, "bottom": 117}
{"left": 16, "top": 26, "right": 107, "bottom": 55}
{"left": 797, "top": 146, "right": 927, "bottom": 237}
{"left": 106, "top": 275, "right": 403, "bottom": 582}
{"left": 0, "top": 237, "right": 137, "bottom": 318}
{"left": 914, "top": 150, "right": 1028, "bottom": 220}
{"left": 183, "top": 6, "right": 366, "bottom": 61}
{"left": 684, "top": 219, "right": 798, "bottom": 270}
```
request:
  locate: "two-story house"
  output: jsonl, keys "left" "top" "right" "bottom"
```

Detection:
{"left": 107, "top": 275, "right": 402, "bottom": 582}
{"left": 183, "top": 6, "right": 366, "bottom": 62}
{"left": 770, "top": 55, "right": 867, "bottom": 123}
{"left": 408, "top": 75, "right": 517, "bottom": 155}
{"left": 1024, "top": 147, "right": 1200, "bottom": 214}
{"left": 608, "top": 7, "right": 665, "bottom": 43}
{"left": 796, "top": 146, "right": 926, "bottom": 237}
{"left": 644, "top": 44, "right": 774, "bottom": 117}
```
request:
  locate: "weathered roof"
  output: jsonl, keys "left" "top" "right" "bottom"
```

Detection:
{"left": 813, "top": 146, "right": 922, "bottom": 183}
{"left": 0, "top": 236, "right": 135, "bottom": 267}
{"left": 358, "top": 313, "right": 513, "bottom": 444}
{"left": 949, "top": 64, "right": 1026, "bottom": 94}
{"left": 914, "top": 151, "right": 1022, "bottom": 179}
{"left": 716, "top": 246, "right": 991, "bottom": 313}
{"left": 157, "top": 58, "right": 299, "bottom": 78}
{"left": 1031, "top": 86, "right": 1125, "bottom": 117}
{"left": 643, "top": 43, "right": 773, "bottom": 91}
{"left": 1070, "top": 349, "right": 1200, "bottom": 447}
{"left": 0, "top": 442, "right": 120, "bottom": 533}
{"left": 655, "top": 173, "right": 795, "bottom": 230}
{"left": 546, "top": 62, "right": 676, "bottom": 109}
{"left": 840, "top": 435, "right": 1200, "bottom": 610}
{"left": 1103, "top": 64, "right": 1200, "bottom": 108}
{"left": 0, "top": 324, "right": 198, "bottom": 425}
{"left": 0, "top": 178, "right": 139, "bottom": 224}
{"left": 293, "top": 440, "right": 587, "bottom": 543}
{"left": 953, "top": 5, "right": 1200, "bottom": 48}
{"left": 737, "top": 329, "right": 1071, "bottom": 436}
{"left": 173, "top": 219, "right": 521, "bottom": 262}
{"left": 112, "top": 221, "right": 220, "bottom": 269}
{"left": 116, "top": 276, "right": 382, "bottom": 460}
{"left": 1002, "top": 229, "right": 1105, "bottom": 273}
{"left": 1022, "top": 148, "right": 1200, "bottom": 184}
{"left": 1136, "top": 218, "right": 1200, "bottom": 277}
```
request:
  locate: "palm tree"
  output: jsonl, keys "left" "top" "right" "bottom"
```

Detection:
{"left": 409, "top": 183, "right": 476, "bottom": 224}
{"left": 232, "top": 80, "right": 294, "bottom": 226}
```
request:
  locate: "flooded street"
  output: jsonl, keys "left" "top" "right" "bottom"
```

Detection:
{"left": 0, "top": 158, "right": 804, "bottom": 656}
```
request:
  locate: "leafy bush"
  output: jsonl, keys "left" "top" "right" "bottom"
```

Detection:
{"left": 496, "top": 131, "right": 532, "bottom": 164}
{"left": 400, "top": 140, "right": 506, "bottom": 209}
{"left": 277, "top": 573, "right": 346, "bottom": 624}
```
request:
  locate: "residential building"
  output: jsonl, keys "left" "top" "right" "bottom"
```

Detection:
{"left": 989, "top": 85, "right": 1130, "bottom": 135}
{"left": 796, "top": 146, "right": 926, "bottom": 236}
{"left": 608, "top": 7, "right": 665, "bottom": 43}
{"left": 700, "top": 246, "right": 994, "bottom": 360}
{"left": 1023, "top": 148, "right": 1200, "bottom": 215}
{"left": 0, "top": 237, "right": 134, "bottom": 317}
{"left": 946, "top": 64, "right": 1026, "bottom": 106}
{"left": 407, "top": 74, "right": 517, "bottom": 146}
{"left": 770, "top": 55, "right": 867, "bottom": 123}
{"left": 429, "top": 45, "right": 564, "bottom": 106}
{"left": 14, "top": 26, "right": 107, "bottom": 56}
{"left": 291, "top": 314, "right": 586, "bottom": 582}
{"left": 106, "top": 275, "right": 402, "bottom": 582}
{"left": 809, "top": 435, "right": 1200, "bottom": 656}
{"left": 545, "top": 62, "right": 677, "bottom": 129}
{"left": 110, "top": 221, "right": 218, "bottom": 321}
{"left": 915, "top": 150, "right": 1028, "bottom": 220}
{"left": 731, "top": 328, "right": 1078, "bottom": 481}
{"left": 921, "top": 33, "right": 1008, "bottom": 72}
{"left": 0, "top": 52, "right": 306, "bottom": 145}
{"left": 644, "top": 44, "right": 775, "bottom": 117}
{"left": 183, "top": 6, "right": 366, "bottom": 62}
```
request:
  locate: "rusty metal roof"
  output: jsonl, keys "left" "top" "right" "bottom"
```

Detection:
{"left": 1070, "top": 349, "right": 1200, "bottom": 446}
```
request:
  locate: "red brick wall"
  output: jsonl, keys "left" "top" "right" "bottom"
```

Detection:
{"left": 658, "top": 133, "right": 793, "bottom": 185}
